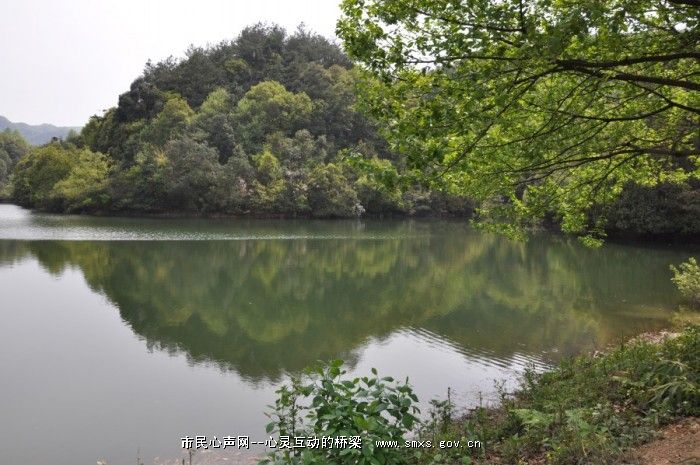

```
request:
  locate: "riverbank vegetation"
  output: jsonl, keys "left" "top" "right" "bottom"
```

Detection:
{"left": 414, "top": 325, "right": 699, "bottom": 465}
{"left": 264, "top": 325, "right": 699, "bottom": 465}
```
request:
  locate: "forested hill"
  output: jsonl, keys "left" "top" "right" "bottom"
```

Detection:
{"left": 0, "top": 116, "right": 78, "bottom": 145}
{"left": 11, "top": 25, "right": 472, "bottom": 217}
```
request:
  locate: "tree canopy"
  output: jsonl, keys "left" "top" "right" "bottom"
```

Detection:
{"left": 12, "top": 143, "right": 109, "bottom": 212}
{"left": 337, "top": 0, "right": 700, "bottom": 241}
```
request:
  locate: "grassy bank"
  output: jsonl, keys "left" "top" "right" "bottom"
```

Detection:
{"left": 416, "top": 326, "right": 699, "bottom": 465}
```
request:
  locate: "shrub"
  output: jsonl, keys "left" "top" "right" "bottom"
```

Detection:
{"left": 671, "top": 258, "right": 700, "bottom": 308}
{"left": 262, "top": 360, "right": 419, "bottom": 465}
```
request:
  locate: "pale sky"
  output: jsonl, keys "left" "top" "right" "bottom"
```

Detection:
{"left": 0, "top": 0, "right": 342, "bottom": 127}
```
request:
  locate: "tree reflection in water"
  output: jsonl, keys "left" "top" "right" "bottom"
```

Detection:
{"left": 0, "top": 222, "right": 685, "bottom": 382}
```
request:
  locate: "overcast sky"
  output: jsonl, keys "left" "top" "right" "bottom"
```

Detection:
{"left": 0, "top": 0, "right": 341, "bottom": 127}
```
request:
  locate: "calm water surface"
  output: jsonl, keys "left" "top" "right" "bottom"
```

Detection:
{"left": 0, "top": 204, "right": 693, "bottom": 465}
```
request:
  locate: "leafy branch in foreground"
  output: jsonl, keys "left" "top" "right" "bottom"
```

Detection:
{"left": 337, "top": 0, "right": 700, "bottom": 240}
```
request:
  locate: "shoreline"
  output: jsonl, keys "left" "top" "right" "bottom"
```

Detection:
{"left": 2, "top": 202, "right": 474, "bottom": 221}
{"left": 5, "top": 201, "right": 700, "bottom": 245}
{"left": 411, "top": 325, "right": 699, "bottom": 465}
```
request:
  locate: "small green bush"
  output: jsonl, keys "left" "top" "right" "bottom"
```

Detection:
{"left": 671, "top": 257, "right": 700, "bottom": 308}
{"left": 262, "top": 360, "right": 419, "bottom": 465}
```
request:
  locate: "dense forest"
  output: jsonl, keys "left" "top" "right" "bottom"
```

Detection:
{"left": 8, "top": 25, "right": 472, "bottom": 218}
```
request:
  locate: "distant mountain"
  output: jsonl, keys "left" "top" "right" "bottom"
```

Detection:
{"left": 0, "top": 115, "right": 80, "bottom": 145}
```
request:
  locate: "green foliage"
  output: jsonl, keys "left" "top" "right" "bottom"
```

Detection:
{"left": 261, "top": 328, "right": 698, "bottom": 465}
{"left": 307, "top": 163, "right": 361, "bottom": 218}
{"left": 262, "top": 361, "right": 419, "bottom": 465}
{"left": 12, "top": 144, "right": 75, "bottom": 210}
{"left": 605, "top": 182, "right": 700, "bottom": 238}
{"left": 141, "top": 94, "right": 194, "bottom": 146}
{"left": 211, "top": 148, "right": 254, "bottom": 213}
{"left": 191, "top": 88, "right": 238, "bottom": 161}
{"left": 161, "top": 137, "right": 221, "bottom": 212}
{"left": 267, "top": 130, "right": 328, "bottom": 170}
{"left": 337, "top": 0, "right": 700, "bottom": 240}
{"left": 251, "top": 150, "right": 286, "bottom": 212}
{"left": 52, "top": 149, "right": 110, "bottom": 211}
{"left": 11, "top": 143, "right": 109, "bottom": 211}
{"left": 0, "top": 128, "right": 31, "bottom": 164}
{"left": 0, "top": 129, "right": 30, "bottom": 196}
{"left": 109, "top": 145, "right": 169, "bottom": 212}
{"left": 235, "top": 81, "right": 313, "bottom": 153}
{"left": 352, "top": 157, "right": 405, "bottom": 214}
{"left": 0, "top": 149, "right": 10, "bottom": 196}
{"left": 671, "top": 258, "right": 700, "bottom": 308}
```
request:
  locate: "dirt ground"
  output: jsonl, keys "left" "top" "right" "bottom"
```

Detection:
{"left": 622, "top": 417, "right": 699, "bottom": 465}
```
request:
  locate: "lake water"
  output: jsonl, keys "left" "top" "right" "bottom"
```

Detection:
{"left": 0, "top": 203, "right": 693, "bottom": 465}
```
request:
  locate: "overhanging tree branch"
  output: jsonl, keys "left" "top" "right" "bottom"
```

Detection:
{"left": 562, "top": 66, "right": 700, "bottom": 91}
{"left": 556, "top": 52, "right": 700, "bottom": 69}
